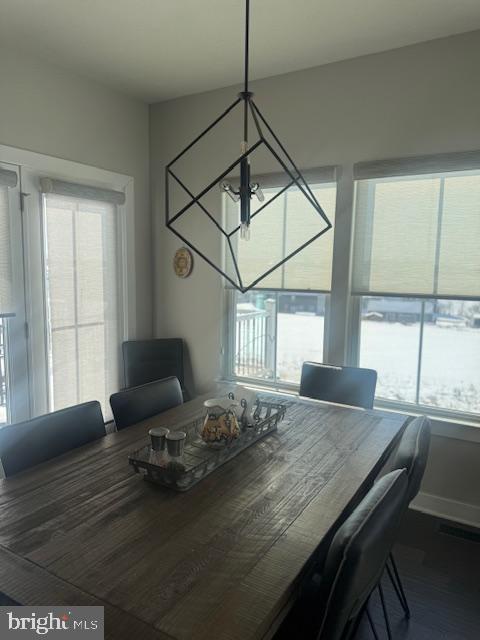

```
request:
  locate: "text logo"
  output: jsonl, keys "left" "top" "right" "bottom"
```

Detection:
{"left": 0, "top": 607, "right": 104, "bottom": 638}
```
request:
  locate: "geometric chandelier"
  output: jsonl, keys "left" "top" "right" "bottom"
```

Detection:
{"left": 166, "top": 0, "right": 332, "bottom": 293}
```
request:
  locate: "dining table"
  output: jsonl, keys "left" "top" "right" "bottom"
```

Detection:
{"left": 0, "top": 386, "right": 409, "bottom": 640}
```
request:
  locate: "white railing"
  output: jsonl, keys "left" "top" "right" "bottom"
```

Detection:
{"left": 0, "top": 318, "right": 6, "bottom": 419}
{"left": 235, "top": 301, "right": 275, "bottom": 379}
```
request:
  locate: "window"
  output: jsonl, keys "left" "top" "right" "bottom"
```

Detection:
{"left": 0, "top": 318, "right": 8, "bottom": 425}
{"left": 0, "top": 163, "right": 29, "bottom": 425}
{"left": 353, "top": 164, "right": 480, "bottom": 417}
{"left": 225, "top": 152, "right": 480, "bottom": 422}
{"left": 41, "top": 186, "right": 124, "bottom": 417}
{"left": 0, "top": 177, "right": 13, "bottom": 425}
{"left": 0, "top": 147, "right": 134, "bottom": 424}
{"left": 359, "top": 297, "right": 480, "bottom": 413}
{"left": 232, "top": 290, "right": 328, "bottom": 385}
{"left": 225, "top": 174, "right": 336, "bottom": 385}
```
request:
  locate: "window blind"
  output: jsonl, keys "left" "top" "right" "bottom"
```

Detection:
{"left": 224, "top": 167, "right": 337, "bottom": 291}
{"left": 43, "top": 192, "right": 121, "bottom": 417}
{"left": 40, "top": 177, "right": 126, "bottom": 205}
{"left": 0, "top": 168, "right": 18, "bottom": 188}
{"left": 352, "top": 155, "right": 480, "bottom": 299}
{"left": 0, "top": 170, "right": 18, "bottom": 317}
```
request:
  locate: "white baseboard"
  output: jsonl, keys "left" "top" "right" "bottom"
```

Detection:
{"left": 411, "top": 491, "right": 480, "bottom": 528}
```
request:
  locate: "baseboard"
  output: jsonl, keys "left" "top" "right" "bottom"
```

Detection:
{"left": 412, "top": 491, "right": 480, "bottom": 529}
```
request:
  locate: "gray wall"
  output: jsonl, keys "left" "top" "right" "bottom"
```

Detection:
{"left": 0, "top": 47, "right": 152, "bottom": 337}
{"left": 150, "top": 30, "right": 480, "bottom": 519}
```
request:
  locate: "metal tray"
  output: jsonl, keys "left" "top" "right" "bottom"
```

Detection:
{"left": 128, "top": 399, "right": 287, "bottom": 491}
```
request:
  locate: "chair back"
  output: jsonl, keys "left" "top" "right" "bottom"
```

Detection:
{"left": 0, "top": 401, "right": 105, "bottom": 477}
{"left": 390, "top": 415, "right": 431, "bottom": 506}
{"left": 122, "top": 339, "right": 185, "bottom": 391}
{"left": 316, "top": 469, "right": 408, "bottom": 640}
{"left": 300, "top": 362, "right": 377, "bottom": 410}
{"left": 110, "top": 376, "right": 183, "bottom": 430}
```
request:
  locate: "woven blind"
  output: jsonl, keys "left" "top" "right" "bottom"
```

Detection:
{"left": 352, "top": 159, "right": 480, "bottom": 299}
{"left": 43, "top": 193, "right": 121, "bottom": 417}
{"left": 0, "top": 177, "right": 16, "bottom": 317}
{"left": 224, "top": 171, "right": 337, "bottom": 291}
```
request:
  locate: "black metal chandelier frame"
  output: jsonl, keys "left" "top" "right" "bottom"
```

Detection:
{"left": 165, "top": 0, "right": 332, "bottom": 293}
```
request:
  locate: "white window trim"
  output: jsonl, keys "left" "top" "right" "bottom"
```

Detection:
{"left": 0, "top": 144, "right": 136, "bottom": 418}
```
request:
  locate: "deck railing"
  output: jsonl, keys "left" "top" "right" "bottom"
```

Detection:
{"left": 0, "top": 318, "right": 7, "bottom": 419}
{"left": 235, "top": 300, "right": 275, "bottom": 379}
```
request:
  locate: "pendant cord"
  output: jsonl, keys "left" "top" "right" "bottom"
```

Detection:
{"left": 243, "top": 0, "right": 250, "bottom": 142}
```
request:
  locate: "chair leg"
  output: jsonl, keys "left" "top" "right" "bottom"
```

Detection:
{"left": 377, "top": 583, "right": 392, "bottom": 640}
{"left": 385, "top": 561, "right": 410, "bottom": 619}
{"left": 388, "top": 551, "right": 411, "bottom": 619}
{"left": 365, "top": 605, "right": 380, "bottom": 640}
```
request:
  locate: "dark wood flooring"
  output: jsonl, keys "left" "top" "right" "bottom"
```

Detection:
{"left": 356, "top": 510, "right": 480, "bottom": 640}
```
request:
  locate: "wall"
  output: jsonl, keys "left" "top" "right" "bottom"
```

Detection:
{"left": 0, "top": 47, "right": 152, "bottom": 337}
{"left": 151, "top": 30, "right": 480, "bottom": 522}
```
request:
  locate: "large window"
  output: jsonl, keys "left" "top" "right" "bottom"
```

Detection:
{"left": 353, "top": 165, "right": 480, "bottom": 417}
{"left": 360, "top": 297, "right": 480, "bottom": 413}
{"left": 0, "top": 318, "right": 8, "bottom": 424}
{"left": 232, "top": 290, "right": 328, "bottom": 385}
{"left": 42, "top": 192, "right": 122, "bottom": 415}
{"left": 225, "top": 174, "right": 336, "bottom": 386}
{"left": 0, "top": 147, "right": 133, "bottom": 425}
{"left": 226, "top": 153, "right": 480, "bottom": 422}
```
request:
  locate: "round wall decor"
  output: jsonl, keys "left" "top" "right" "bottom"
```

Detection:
{"left": 173, "top": 247, "right": 194, "bottom": 278}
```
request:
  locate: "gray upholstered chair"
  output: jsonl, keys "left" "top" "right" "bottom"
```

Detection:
{"left": 122, "top": 338, "right": 188, "bottom": 399}
{"left": 109, "top": 376, "right": 183, "bottom": 430}
{"left": 277, "top": 469, "right": 408, "bottom": 640}
{"left": 382, "top": 415, "right": 431, "bottom": 619}
{"left": 300, "top": 362, "right": 377, "bottom": 410}
{"left": 0, "top": 401, "right": 106, "bottom": 477}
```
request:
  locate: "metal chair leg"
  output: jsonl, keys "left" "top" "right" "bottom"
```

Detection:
{"left": 365, "top": 605, "right": 380, "bottom": 640}
{"left": 388, "top": 551, "right": 411, "bottom": 619}
{"left": 377, "top": 583, "right": 393, "bottom": 640}
{"left": 385, "top": 561, "right": 410, "bottom": 619}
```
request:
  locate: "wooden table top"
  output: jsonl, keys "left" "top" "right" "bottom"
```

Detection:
{"left": 0, "top": 389, "right": 408, "bottom": 640}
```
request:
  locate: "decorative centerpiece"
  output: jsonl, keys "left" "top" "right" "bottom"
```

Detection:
{"left": 128, "top": 395, "right": 289, "bottom": 491}
{"left": 201, "top": 398, "right": 241, "bottom": 446}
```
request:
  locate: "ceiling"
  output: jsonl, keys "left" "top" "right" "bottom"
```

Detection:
{"left": 1, "top": 0, "right": 479, "bottom": 103}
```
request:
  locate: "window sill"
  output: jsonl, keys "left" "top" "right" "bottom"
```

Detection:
{"left": 221, "top": 375, "right": 480, "bottom": 442}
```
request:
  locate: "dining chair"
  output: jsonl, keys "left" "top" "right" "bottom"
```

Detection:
{"left": 382, "top": 415, "right": 431, "bottom": 620}
{"left": 0, "top": 401, "right": 106, "bottom": 478}
{"left": 110, "top": 376, "right": 183, "bottom": 430}
{"left": 276, "top": 468, "right": 408, "bottom": 640}
{"left": 299, "top": 362, "right": 378, "bottom": 410}
{"left": 122, "top": 338, "right": 189, "bottom": 399}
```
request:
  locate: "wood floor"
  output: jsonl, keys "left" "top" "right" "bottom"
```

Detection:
{"left": 356, "top": 510, "right": 480, "bottom": 640}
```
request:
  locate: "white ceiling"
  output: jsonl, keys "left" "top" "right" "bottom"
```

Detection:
{"left": 1, "top": 0, "right": 479, "bottom": 103}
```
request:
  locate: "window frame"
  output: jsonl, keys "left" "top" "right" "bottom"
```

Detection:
{"left": 350, "top": 295, "right": 480, "bottom": 424}
{"left": 222, "top": 154, "right": 480, "bottom": 426}
{"left": 223, "top": 288, "right": 330, "bottom": 389}
{"left": 0, "top": 143, "right": 136, "bottom": 420}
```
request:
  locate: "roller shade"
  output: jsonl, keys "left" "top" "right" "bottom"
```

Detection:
{"left": 224, "top": 167, "right": 337, "bottom": 291}
{"left": 352, "top": 155, "right": 480, "bottom": 299}
{"left": 43, "top": 192, "right": 121, "bottom": 418}
{"left": 0, "top": 173, "right": 17, "bottom": 317}
{"left": 40, "top": 177, "right": 125, "bottom": 205}
{"left": 0, "top": 168, "right": 17, "bottom": 188}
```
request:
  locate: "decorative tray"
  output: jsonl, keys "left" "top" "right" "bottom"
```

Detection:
{"left": 128, "top": 398, "right": 287, "bottom": 491}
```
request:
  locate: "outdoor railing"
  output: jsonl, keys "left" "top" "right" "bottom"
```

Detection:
{"left": 235, "top": 301, "right": 275, "bottom": 379}
{"left": 0, "top": 318, "right": 6, "bottom": 417}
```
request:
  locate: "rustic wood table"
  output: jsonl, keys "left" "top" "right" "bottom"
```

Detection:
{"left": 0, "top": 389, "right": 408, "bottom": 640}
